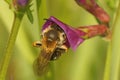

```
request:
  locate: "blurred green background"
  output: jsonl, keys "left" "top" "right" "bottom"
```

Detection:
{"left": 0, "top": 0, "right": 120, "bottom": 80}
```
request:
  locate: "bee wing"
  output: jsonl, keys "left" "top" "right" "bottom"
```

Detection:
{"left": 33, "top": 57, "right": 49, "bottom": 76}
{"left": 33, "top": 49, "right": 53, "bottom": 76}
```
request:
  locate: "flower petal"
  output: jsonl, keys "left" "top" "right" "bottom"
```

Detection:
{"left": 42, "top": 16, "right": 85, "bottom": 51}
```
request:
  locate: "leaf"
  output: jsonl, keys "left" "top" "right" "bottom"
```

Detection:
{"left": 26, "top": 8, "right": 34, "bottom": 24}
{"left": 4, "top": 0, "right": 11, "bottom": 5}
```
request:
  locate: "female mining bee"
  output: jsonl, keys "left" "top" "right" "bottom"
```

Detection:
{"left": 33, "top": 24, "right": 68, "bottom": 75}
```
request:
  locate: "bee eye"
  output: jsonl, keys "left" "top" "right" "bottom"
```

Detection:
{"left": 62, "top": 33, "right": 66, "bottom": 39}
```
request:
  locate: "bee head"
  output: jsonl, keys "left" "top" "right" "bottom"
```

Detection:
{"left": 45, "top": 29, "right": 59, "bottom": 41}
{"left": 42, "top": 24, "right": 66, "bottom": 47}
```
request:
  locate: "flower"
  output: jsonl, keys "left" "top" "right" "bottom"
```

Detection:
{"left": 41, "top": 16, "right": 109, "bottom": 50}
{"left": 13, "top": 0, "right": 30, "bottom": 11}
{"left": 75, "top": 0, "right": 110, "bottom": 23}
{"left": 42, "top": 16, "right": 86, "bottom": 50}
{"left": 77, "top": 24, "right": 109, "bottom": 38}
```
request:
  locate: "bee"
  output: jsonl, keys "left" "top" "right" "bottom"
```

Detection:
{"left": 33, "top": 24, "right": 68, "bottom": 75}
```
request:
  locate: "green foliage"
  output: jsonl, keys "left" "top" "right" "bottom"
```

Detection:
{"left": 36, "top": 0, "right": 41, "bottom": 11}
{"left": 0, "top": 0, "right": 120, "bottom": 80}
{"left": 26, "top": 7, "right": 34, "bottom": 24}
{"left": 4, "top": 0, "right": 11, "bottom": 5}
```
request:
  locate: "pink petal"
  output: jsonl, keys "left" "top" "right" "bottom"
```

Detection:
{"left": 42, "top": 16, "right": 85, "bottom": 50}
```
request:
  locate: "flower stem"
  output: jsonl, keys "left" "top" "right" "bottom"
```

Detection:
{"left": 0, "top": 12, "right": 24, "bottom": 80}
{"left": 36, "top": 0, "right": 48, "bottom": 26}
{"left": 49, "top": 62, "right": 55, "bottom": 80}
{"left": 103, "top": 44, "right": 112, "bottom": 80}
{"left": 103, "top": 1, "right": 120, "bottom": 80}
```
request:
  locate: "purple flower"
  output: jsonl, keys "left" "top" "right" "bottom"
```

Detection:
{"left": 42, "top": 16, "right": 86, "bottom": 50}
{"left": 13, "top": 0, "right": 30, "bottom": 10}
{"left": 75, "top": 0, "right": 110, "bottom": 23}
{"left": 17, "top": 0, "right": 29, "bottom": 6}
{"left": 77, "top": 24, "right": 109, "bottom": 38}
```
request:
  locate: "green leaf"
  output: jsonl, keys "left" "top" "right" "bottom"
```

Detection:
{"left": 4, "top": 0, "right": 11, "bottom": 5}
{"left": 26, "top": 8, "right": 34, "bottom": 24}
{"left": 106, "top": 0, "right": 117, "bottom": 9}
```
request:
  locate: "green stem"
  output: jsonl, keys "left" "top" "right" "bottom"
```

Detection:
{"left": 103, "top": 1, "right": 120, "bottom": 80}
{"left": 103, "top": 44, "right": 112, "bottom": 80}
{"left": 36, "top": 0, "right": 41, "bottom": 26}
{"left": 110, "top": 0, "right": 120, "bottom": 79}
{"left": 49, "top": 62, "right": 55, "bottom": 80}
{"left": 37, "top": 0, "right": 48, "bottom": 27}
{"left": 0, "top": 12, "right": 24, "bottom": 80}
{"left": 43, "top": 62, "right": 55, "bottom": 80}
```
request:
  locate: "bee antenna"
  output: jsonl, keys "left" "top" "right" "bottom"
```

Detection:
{"left": 43, "top": 18, "right": 49, "bottom": 21}
{"left": 43, "top": 18, "right": 53, "bottom": 22}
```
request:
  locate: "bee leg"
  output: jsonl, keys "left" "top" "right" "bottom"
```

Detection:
{"left": 50, "top": 45, "right": 68, "bottom": 60}
{"left": 58, "top": 45, "right": 68, "bottom": 52}
{"left": 33, "top": 41, "right": 42, "bottom": 47}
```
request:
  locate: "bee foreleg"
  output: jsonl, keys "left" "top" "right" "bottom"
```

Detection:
{"left": 57, "top": 45, "right": 68, "bottom": 52}
{"left": 33, "top": 41, "right": 42, "bottom": 47}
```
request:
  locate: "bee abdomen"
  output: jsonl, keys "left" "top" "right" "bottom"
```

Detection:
{"left": 33, "top": 57, "right": 49, "bottom": 76}
{"left": 33, "top": 50, "right": 53, "bottom": 76}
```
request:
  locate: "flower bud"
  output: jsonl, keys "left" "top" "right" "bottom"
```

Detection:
{"left": 77, "top": 25, "right": 109, "bottom": 38}
{"left": 75, "top": 0, "right": 110, "bottom": 23}
{"left": 13, "top": 0, "right": 30, "bottom": 11}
